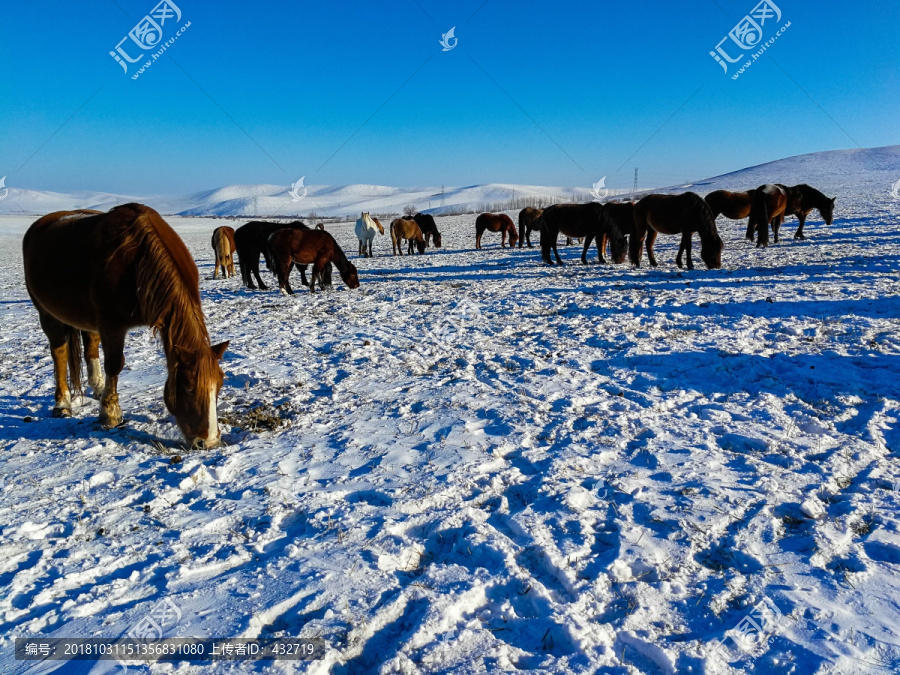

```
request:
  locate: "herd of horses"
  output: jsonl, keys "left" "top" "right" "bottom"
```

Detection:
{"left": 20, "top": 181, "right": 835, "bottom": 448}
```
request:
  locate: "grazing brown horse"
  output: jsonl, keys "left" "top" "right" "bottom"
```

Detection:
{"left": 315, "top": 223, "right": 325, "bottom": 231}
{"left": 413, "top": 213, "right": 442, "bottom": 248}
{"left": 211, "top": 226, "right": 236, "bottom": 279}
{"left": 538, "top": 202, "right": 627, "bottom": 265}
{"left": 592, "top": 201, "right": 634, "bottom": 262}
{"left": 268, "top": 229, "right": 360, "bottom": 294}
{"left": 390, "top": 218, "right": 427, "bottom": 255}
{"left": 517, "top": 207, "right": 543, "bottom": 248}
{"left": 23, "top": 204, "right": 228, "bottom": 447}
{"left": 631, "top": 193, "right": 723, "bottom": 270}
{"left": 235, "top": 220, "right": 332, "bottom": 289}
{"left": 475, "top": 213, "right": 518, "bottom": 249}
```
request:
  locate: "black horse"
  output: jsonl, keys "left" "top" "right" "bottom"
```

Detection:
{"left": 413, "top": 213, "right": 442, "bottom": 248}
{"left": 234, "top": 220, "right": 332, "bottom": 289}
{"left": 538, "top": 202, "right": 627, "bottom": 265}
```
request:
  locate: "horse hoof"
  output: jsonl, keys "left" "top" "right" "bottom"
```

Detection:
{"left": 52, "top": 407, "right": 71, "bottom": 418}
{"left": 99, "top": 410, "right": 122, "bottom": 429}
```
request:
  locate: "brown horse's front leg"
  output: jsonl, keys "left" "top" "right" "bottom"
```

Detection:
{"left": 83, "top": 331, "right": 104, "bottom": 400}
{"left": 794, "top": 214, "right": 807, "bottom": 240}
{"left": 745, "top": 219, "right": 756, "bottom": 242}
{"left": 98, "top": 329, "right": 125, "bottom": 429}
{"left": 581, "top": 235, "right": 594, "bottom": 265}
{"left": 677, "top": 231, "right": 694, "bottom": 270}
{"left": 475, "top": 228, "right": 482, "bottom": 250}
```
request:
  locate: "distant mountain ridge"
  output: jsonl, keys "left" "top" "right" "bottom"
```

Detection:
{"left": 2, "top": 146, "right": 897, "bottom": 218}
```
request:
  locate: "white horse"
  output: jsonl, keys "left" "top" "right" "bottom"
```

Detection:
{"left": 355, "top": 212, "right": 384, "bottom": 258}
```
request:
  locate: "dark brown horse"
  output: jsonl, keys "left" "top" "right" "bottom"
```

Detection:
{"left": 235, "top": 220, "right": 331, "bottom": 289}
{"left": 390, "top": 218, "right": 427, "bottom": 255}
{"left": 268, "top": 229, "right": 360, "bottom": 294}
{"left": 782, "top": 184, "right": 835, "bottom": 241}
{"left": 589, "top": 201, "right": 634, "bottom": 263}
{"left": 475, "top": 213, "right": 518, "bottom": 249}
{"left": 538, "top": 202, "right": 627, "bottom": 265}
{"left": 631, "top": 193, "right": 723, "bottom": 270}
{"left": 413, "top": 213, "right": 442, "bottom": 248}
{"left": 517, "top": 207, "right": 543, "bottom": 248}
{"left": 23, "top": 204, "right": 228, "bottom": 447}
{"left": 211, "top": 226, "right": 236, "bottom": 279}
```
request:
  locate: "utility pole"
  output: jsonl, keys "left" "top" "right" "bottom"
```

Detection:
{"left": 632, "top": 168, "right": 638, "bottom": 199}
{"left": 441, "top": 185, "right": 445, "bottom": 208}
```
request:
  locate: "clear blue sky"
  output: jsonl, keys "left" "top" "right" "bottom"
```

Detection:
{"left": 2, "top": 0, "right": 897, "bottom": 195}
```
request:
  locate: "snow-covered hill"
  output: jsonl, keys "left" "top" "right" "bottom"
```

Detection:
{"left": 5, "top": 145, "right": 895, "bottom": 219}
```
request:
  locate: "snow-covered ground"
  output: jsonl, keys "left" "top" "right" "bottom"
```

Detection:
{"left": 1, "top": 148, "right": 900, "bottom": 674}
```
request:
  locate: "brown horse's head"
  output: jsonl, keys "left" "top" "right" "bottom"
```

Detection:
{"left": 164, "top": 341, "right": 228, "bottom": 448}
{"left": 507, "top": 223, "right": 519, "bottom": 246}
{"left": 701, "top": 235, "right": 724, "bottom": 270}
{"left": 433, "top": 231, "right": 442, "bottom": 248}
{"left": 341, "top": 262, "right": 361, "bottom": 289}
{"left": 610, "top": 233, "right": 628, "bottom": 264}
{"left": 821, "top": 197, "right": 836, "bottom": 225}
{"left": 415, "top": 238, "right": 427, "bottom": 254}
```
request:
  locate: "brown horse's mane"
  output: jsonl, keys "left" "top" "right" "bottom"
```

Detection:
{"left": 793, "top": 183, "right": 829, "bottom": 206}
{"left": 110, "top": 204, "right": 214, "bottom": 371}
{"left": 328, "top": 233, "right": 355, "bottom": 277}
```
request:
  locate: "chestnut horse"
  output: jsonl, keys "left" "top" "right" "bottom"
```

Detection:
{"left": 518, "top": 207, "right": 543, "bottom": 248}
{"left": 413, "top": 213, "right": 442, "bottom": 248}
{"left": 631, "top": 193, "right": 723, "bottom": 270}
{"left": 390, "top": 218, "right": 427, "bottom": 255}
{"left": 235, "top": 220, "right": 332, "bottom": 289}
{"left": 538, "top": 202, "right": 627, "bottom": 265}
{"left": 705, "top": 190, "right": 753, "bottom": 242}
{"left": 211, "top": 225, "right": 236, "bottom": 279}
{"left": 475, "top": 213, "right": 518, "bottom": 249}
{"left": 23, "top": 204, "right": 228, "bottom": 447}
{"left": 268, "top": 229, "right": 360, "bottom": 294}
{"left": 748, "top": 184, "right": 836, "bottom": 246}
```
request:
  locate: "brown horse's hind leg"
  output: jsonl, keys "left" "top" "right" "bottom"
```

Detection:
{"left": 772, "top": 215, "right": 783, "bottom": 244}
{"left": 98, "top": 329, "right": 125, "bottom": 429}
{"left": 83, "top": 331, "right": 104, "bottom": 400}
{"left": 645, "top": 230, "right": 659, "bottom": 267}
{"left": 39, "top": 314, "right": 73, "bottom": 417}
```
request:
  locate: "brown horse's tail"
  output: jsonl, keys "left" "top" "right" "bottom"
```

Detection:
{"left": 66, "top": 326, "right": 83, "bottom": 396}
